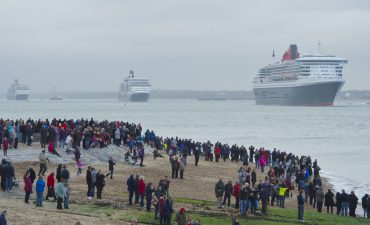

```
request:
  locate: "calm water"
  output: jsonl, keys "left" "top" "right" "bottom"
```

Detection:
{"left": 1, "top": 98, "right": 369, "bottom": 197}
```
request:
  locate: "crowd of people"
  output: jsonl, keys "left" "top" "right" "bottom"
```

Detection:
{"left": 1, "top": 117, "right": 370, "bottom": 224}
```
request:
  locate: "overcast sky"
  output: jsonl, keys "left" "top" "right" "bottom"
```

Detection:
{"left": 1, "top": 0, "right": 370, "bottom": 94}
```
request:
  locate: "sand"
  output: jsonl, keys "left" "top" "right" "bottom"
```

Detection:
{"left": 0, "top": 143, "right": 330, "bottom": 224}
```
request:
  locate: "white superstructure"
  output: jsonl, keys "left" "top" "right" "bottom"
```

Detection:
{"left": 6, "top": 79, "right": 30, "bottom": 100}
{"left": 253, "top": 45, "right": 348, "bottom": 106}
{"left": 118, "top": 70, "right": 151, "bottom": 102}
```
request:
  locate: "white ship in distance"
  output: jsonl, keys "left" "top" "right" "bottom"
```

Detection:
{"left": 7, "top": 79, "right": 30, "bottom": 100}
{"left": 118, "top": 70, "right": 151, "bottom": 102}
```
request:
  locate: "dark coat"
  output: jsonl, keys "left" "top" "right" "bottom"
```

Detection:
{"left": 324, "top": 191, "right": 334, "bottom": 207}
{"left": 224, "top": 183, "right": 233, "bottom": 196}
{"left": 127, "top": 175, "right": 135, "bottom": 192}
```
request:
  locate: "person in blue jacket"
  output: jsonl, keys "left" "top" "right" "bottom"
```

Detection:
{"left": 36, "top": 176, "right": 46, "bottom": 207}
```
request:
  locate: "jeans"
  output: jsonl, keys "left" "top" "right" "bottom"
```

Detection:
{"left": 364, "top": 207, "right": 368, "bottom": 218}
{"left": 87, "top": 183, "right": 92, "bottom": 197}
{"left": 140, "top": 193, "right": 145, "bottom": 207}
{"left": 36, "top": 192, "right": 43, "bottom": 206}
{"left": 59, "top": 140, "right": 65, "bottom": 149}
{"left": 298, "top": 205, "right": 304, "bottom": 221}
{"left": 341, "top": 202, "right": 349, "bottom": 216}
{"left": 279, "top": 196, "right": 286, "bottom": 208}
{"left": 5, "top": 177, "right": 12, "bottom": 191}
{"left": 90, "top": 182, "right": 95, "bottom": 197}
{"left": 64, "top": 196, "right": 69, "bottom": 208}
{"left": 239, "top": 200, "right": 250, "bottom": 216}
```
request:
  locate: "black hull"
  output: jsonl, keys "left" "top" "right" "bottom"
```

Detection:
{"left": 253, "top": 81, "right": 344, "bottom": 106}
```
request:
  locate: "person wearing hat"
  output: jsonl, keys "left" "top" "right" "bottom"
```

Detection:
{"left": 175, "top": 208, "right": 186, "bottom": 225}
{"left": 38, "top": 150, "right": 48, "bottom": 176}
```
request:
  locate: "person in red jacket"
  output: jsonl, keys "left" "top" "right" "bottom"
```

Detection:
{"left": 214, "top": 146, "right": 221, "bottom": 162}
{"left": 46, "top": 172, "right": 57, "bottom": 200}
{"left": 138, "top": 176, "right": 146, "bottom": 207}
{"left": 233, "top": 181, "right": 241, "bottom": 209}
{"left": 2, "top": 137, "right": 8, "bottom": 157}
{"left": 24, "top": 171, "right": 32, "bottom": 204}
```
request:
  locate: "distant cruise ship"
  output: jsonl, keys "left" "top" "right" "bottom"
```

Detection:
{"left": 7, "top": 79, "right": 30, "bottom": 100}
{"left": 118, "top": 70, "right": 151, "bottom": 102}
{"left": 253, "top": 44, "right": 348, "bottom": 106}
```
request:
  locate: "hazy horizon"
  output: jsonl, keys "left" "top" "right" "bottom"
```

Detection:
{"left": 1, "top": 0, "right": 370, "bottom": 95}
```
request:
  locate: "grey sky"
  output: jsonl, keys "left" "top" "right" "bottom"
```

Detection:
{"left": 1, "top": 0, "right": 370, "bottom": 94}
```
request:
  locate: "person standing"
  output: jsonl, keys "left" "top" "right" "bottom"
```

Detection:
{"left": 349, "top": 191, "right": 359, "bottom": 217}
{"left": 233, "top": 181, "right": 241, "bottom": 209}
{"left": 145, "top": 182, "right": 155, "bottom": 212}
{"left": 362, "top": 194, "right": 369, "bottom": 218}
{"left": 239, "top": 184, "right": 249, "bottom": 217}
{"left": 96, "top": 170, "right": 106, "bottom": 199}
{"left": 223, "top": 181, "right": 233, "bottom": 208}
{"left": 56, "top": 180, "right": 64, "bottom": 209}
{"left": 24, "top": 172, "right": 32, "bottom": 204}
{"left": 36, "top": 176, "right": 46, "bottom": 207}
{"left": 46, "top": 172, "right": 56, "bottom": 201}
{"left": 179, "top": 157, "right": 185, "bottom": 179}
{"left": 316, "top": 187, "right": 325, "bottom": 213}
{"left": 138, "top": 176, "right": 146, "bottom": 207}
{"left": 341, "top": 189, "right": 349, "bottom": 216}
{"left": 56, "top": 164, "right": 62, "bottom": 183}
{"left": 324, "top": 189, "right": 335, "bottom": 214}
{"left": 163, "top": 198, "right": 174, "bottom": 225}
{"left": 90, "top": 167, "right": 96, "bottom": 198}
{"left": 215, "top": 179, "right": 225, "bottom": 208}
{"left": 38, "top": 150, "right": 48, "bottom": 176}
{"left": 2, "top": 137, "right": 8, "bottom": 157}
{"left": 127, "top": 175, "right": 135, "bottom": 205}
{"left": 86, "top": 166, "right": 92, "bottom": 198}
{"left": 297, "top": 189, "right": 305, "bottom": 223}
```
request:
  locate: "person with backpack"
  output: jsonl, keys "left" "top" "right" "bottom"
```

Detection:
{"left": 349, "top": 191, "right": 359, "bottom": 217}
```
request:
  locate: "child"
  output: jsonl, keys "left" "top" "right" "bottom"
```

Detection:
{"left": 2, "top": 137, "right": 8, "bottom": 156}
{"left": 76, "top": 159, "right": 85, "bottom": 176}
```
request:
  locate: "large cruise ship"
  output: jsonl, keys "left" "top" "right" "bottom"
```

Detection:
{"left": 253, "top": 44, "right": 348, "bottom": 106}
{"left": 118, "top": 70, "right": 151, "bottom": 102}
{"left": 6, "top": 79, "right": 30, "bottom": 100}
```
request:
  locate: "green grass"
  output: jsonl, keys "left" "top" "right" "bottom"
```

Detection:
{"left": 69, "top": 201, "right": 370, "bottom": 225}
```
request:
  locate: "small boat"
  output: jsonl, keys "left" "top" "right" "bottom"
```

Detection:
{"left": 49, "top": 96, "right": 63, "bottom": 100}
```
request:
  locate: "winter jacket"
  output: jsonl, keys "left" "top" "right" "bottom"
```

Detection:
{"left": 215, "top": 181, "right": 225, "bottom": 197}
{"left": 36, "top": 179, "right": 46, "bottom": 193}
{"left": 127, "top": 175, "right": 135, "bottom": 192}
{"left": 316, "top": 189, "right": 324, "bottom": 202}
{"left": 324, "top": 191, "right": 334, "bottom": 207}
{"left": 233, "top": 184, "right": 241, "bottom": 198}
{"left": 362, "top": 195, "right": 369, "bottom": 208}
{"left": 47, "top": 174, "right": 55, "bottom": 187}
{"left": 224, "top": 183, "right": 233, "bottom": 196}
{"left": 138, "top": 179, "right": 146, "bottom": 195}
{"left": 24, "top": 176, "right": 32, "bottom": 193}
{"left": 175, "top": 212, "right": 186, "bottom": 225}
{"left": 56, "top": 182, "right": 64, "bottom": 198}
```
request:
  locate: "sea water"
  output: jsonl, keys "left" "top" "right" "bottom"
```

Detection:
{"left": 0, "top": 98, "right": 369, "bottom": 198}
